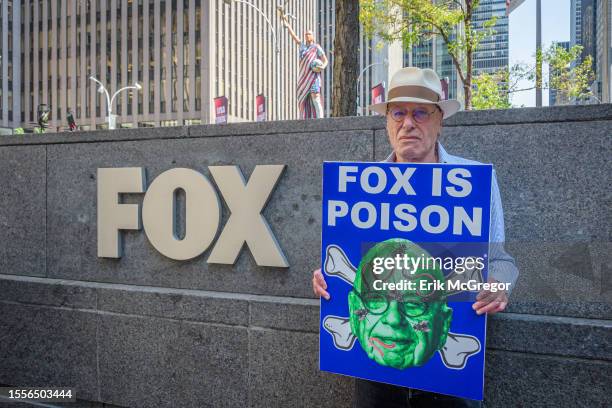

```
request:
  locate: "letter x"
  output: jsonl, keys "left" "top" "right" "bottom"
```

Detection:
{"left": 207, "top": 165, "right": 289, "bottom": 267}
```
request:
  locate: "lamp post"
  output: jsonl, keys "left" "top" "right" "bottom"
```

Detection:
{"left": 223, "top": 0, "right": 281, "bottom": 120}
{"left": 356, "top": 59, "right": 388, "bottom": 116}
{"left": 89, "top": 76, "right": 142, "bottom": 129}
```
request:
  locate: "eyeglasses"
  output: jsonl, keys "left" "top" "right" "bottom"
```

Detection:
{"left": 353, "top": 290, "right": 429, "bottom": 318}
{"left": 387, "top": 106, "right": 439, "bottom": 124}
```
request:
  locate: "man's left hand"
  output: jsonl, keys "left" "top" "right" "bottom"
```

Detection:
{"left": 472, "top": 278, "right": 508, "bottom": 315}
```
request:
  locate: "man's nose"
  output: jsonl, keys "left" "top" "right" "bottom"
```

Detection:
{"left": 382, "top": 300, "right": 407, "bottom": 327}
{"left": 401, "top": 112, "right": 416, "bottom": 129}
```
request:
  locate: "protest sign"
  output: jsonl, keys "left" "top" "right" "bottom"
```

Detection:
{"left": 320, "top": 162, "right": 493, "bottom": 400}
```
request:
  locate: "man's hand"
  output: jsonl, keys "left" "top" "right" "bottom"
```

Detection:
{"left": 312, "top": 268, "right": 330, "bottom": 300}
{"left": 472, "top": 278, "right": 508, "bottom": 315}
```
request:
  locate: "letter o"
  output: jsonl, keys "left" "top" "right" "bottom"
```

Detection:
{"left": 142, "top": 168, "right": 221, "bottom": 260}
{"left": 360, "top": 167, "right": 387, "bottom": 194}
{"left": 420, "top": 205, "right": 450, "bottom": 234}
{"left": 351, "top": 202, "right": 377, "bottom": 229}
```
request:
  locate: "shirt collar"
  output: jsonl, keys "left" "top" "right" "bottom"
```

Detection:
{"left": 384, "top": 142, "right": 450, "bottom": 164}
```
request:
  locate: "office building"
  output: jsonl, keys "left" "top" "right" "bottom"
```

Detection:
{"left": 472, "top": 0, "right": 509, "bottom": 76}
{"left": 581, "top": 0, "right": 597, "bottom": 71}
{"left": 0, "top": 1, "right": 21, "bottom": 131}
{"left": 571, "top": 0, "right": 583, "bottom": 48}
{"left": 1, "top": 0, "right": 316, "bottom": 132}
{"left": 595, "top": 0, "right": 611, "bottom": 102}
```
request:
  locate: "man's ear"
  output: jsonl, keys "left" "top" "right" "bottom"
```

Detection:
{"left": 348, "top": 291, "right": 362, "bottom": 337}
{"left": 437, "top": 306, "right": 453, "bottom": 350}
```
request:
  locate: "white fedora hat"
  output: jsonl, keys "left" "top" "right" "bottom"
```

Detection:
{"left": 368, "top": 67, "right": 462, "bottom": 119}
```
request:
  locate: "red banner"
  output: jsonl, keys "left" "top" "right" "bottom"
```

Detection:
{"left": 256, "top": 94, "right": 266, "bottom": 122}
{"left": 214, "top": 96, "right": 228, "bottom": 124}
{"left": 371, "top": 83, "right": 385, "bottom": 115}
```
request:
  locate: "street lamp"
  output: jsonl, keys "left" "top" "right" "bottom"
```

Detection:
{"left": 223, "top": 0, "right": 281, "bottom": 120}
{"left": 89, "top": 76, "right": 142, "bottom": 129}
{"left": 356, "top": 59, "right": 388, "bottom": 116}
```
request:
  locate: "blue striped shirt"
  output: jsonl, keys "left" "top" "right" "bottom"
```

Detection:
{"left": 384, "top": 143, "right": 520, "bottom": 295}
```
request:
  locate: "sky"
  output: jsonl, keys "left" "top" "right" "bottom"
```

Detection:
{"left": 509, "top": 0, "right": 571, "bottom": 107}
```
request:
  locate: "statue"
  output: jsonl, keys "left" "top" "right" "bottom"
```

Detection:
{"left": 279, "top": 10, "right": 329, "bottom": 119}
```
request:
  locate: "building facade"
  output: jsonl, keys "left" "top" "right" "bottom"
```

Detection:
{"left": 472, "top": 0, "right": 509, "bottom": 76}
{"left": 595, "top": 0, "right": 611, "bottom": 102}
{"left": 573, "top": 0, "right": 611, "bottom": 103}
{"left": 0, "top": 0, "right": 22, "bottom": 131}
{"left": 0, "top": 0, "right": 316, "bottom": 132}
{"left": 571, "top": 0, "right": 583, "bottom": 48}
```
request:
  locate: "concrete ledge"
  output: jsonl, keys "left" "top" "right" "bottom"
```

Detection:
{"left": 97, "top": 286, "right": 251, "bottom": 326}
{"left": 98, "top": 314, "right": 250, "bottom": 408}
{"left": 1, "top": 104, "right": 609, "bottom": 146}
{"left": 444, "top": 104, "right": 612, "bottom": 126}
{"left": 0, "top": 274, "right": 319, "bottom": 330}
{"left": 0, "top": 146, "right": 46, "bottom": 278}
{"left": 0, "top": 125, "right": 189, "bottom": 146}
{"left": 1, "top": 275, "right": 610, "bottom": 361}
{"left": 487, "top": 313, "right": 612, "bottom": 360}
{"left": 250, "top": 299, "right": 319, "bottom": 333}
{"left": 0, "top": 105, "right": 610, "bottom": 407}
{"left": 506, "top": 300, "right": 612, "bottom": 320}
{"left": 485, "top": 350, "right": 611, "bottom": 407}
{"left": 0, "top": 303, "right": 99, "bottom": 402}
{"left": 0, "top": 275, "right": 97, "bottom": 309}
{"left": 1, "top": 288, "right": 610, "bottom": 408}
{"left": 248, "top": 327, "right": 353, "bottom": 408}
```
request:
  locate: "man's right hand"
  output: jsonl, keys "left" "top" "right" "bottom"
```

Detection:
{"left": 312, "top": 268, "right": 330, "bottom": 300}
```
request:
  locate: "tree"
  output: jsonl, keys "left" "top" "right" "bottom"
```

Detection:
{"left": 332, "top": 0, "right": 360, "bottom": 117}
{"left": 545, "top": 44, "right": 595, "bottom": 104}
{"left": 472, "top": 71, "right": 511, "bottom": 110}
{"left": 471, "top": 45, "right": 595, "bottom": 109}
{"left": 360, "top": 0, "right": 497, "bottom": 110}
{"left": 472, "top": 63, "right": 534, "bottom": 110}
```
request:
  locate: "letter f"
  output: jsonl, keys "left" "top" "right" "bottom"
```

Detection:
{"left": 97, "top": 168, "right": 146, "bottom": 257}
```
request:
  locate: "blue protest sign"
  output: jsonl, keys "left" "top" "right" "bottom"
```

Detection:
{"left": 320, "top": 162, "right": 493, "bottom": 401}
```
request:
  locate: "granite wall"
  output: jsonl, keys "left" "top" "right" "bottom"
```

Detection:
{"left": 0, "top": 105, "right": 610, "bottom": 407}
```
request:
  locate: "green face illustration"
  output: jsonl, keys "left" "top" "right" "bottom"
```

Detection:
{"left": 348, "top": 239, "right": 452, "bottom": 369}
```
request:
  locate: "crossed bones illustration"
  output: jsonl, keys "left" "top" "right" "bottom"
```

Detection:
{"left": 322, "top": 245, "right": 483, "bottom": 370}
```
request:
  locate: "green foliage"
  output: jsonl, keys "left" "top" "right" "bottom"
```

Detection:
{"left": 472, "top": 63, "right": 534, "bottom": 110}
{"left": 33, "top": 127, "right": 46, "bottom": 134}
{"left": 472, "top": 45, "right": 594, "bottom": 109}
{"left": 13, "top": 127, "right": 25, "bottom": 135}
{"left": 544, "top": 44, "right": 595, "bottom": 104}
{"left": 472, "top": 71, "right": 511, "bottom": 110}
{"left": 360, "top": 0, "right": 497, "bottom": 109}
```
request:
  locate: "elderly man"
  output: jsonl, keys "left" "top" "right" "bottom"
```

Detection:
{"left": 312, "top": 67, "right": 519, "bottom": 408}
